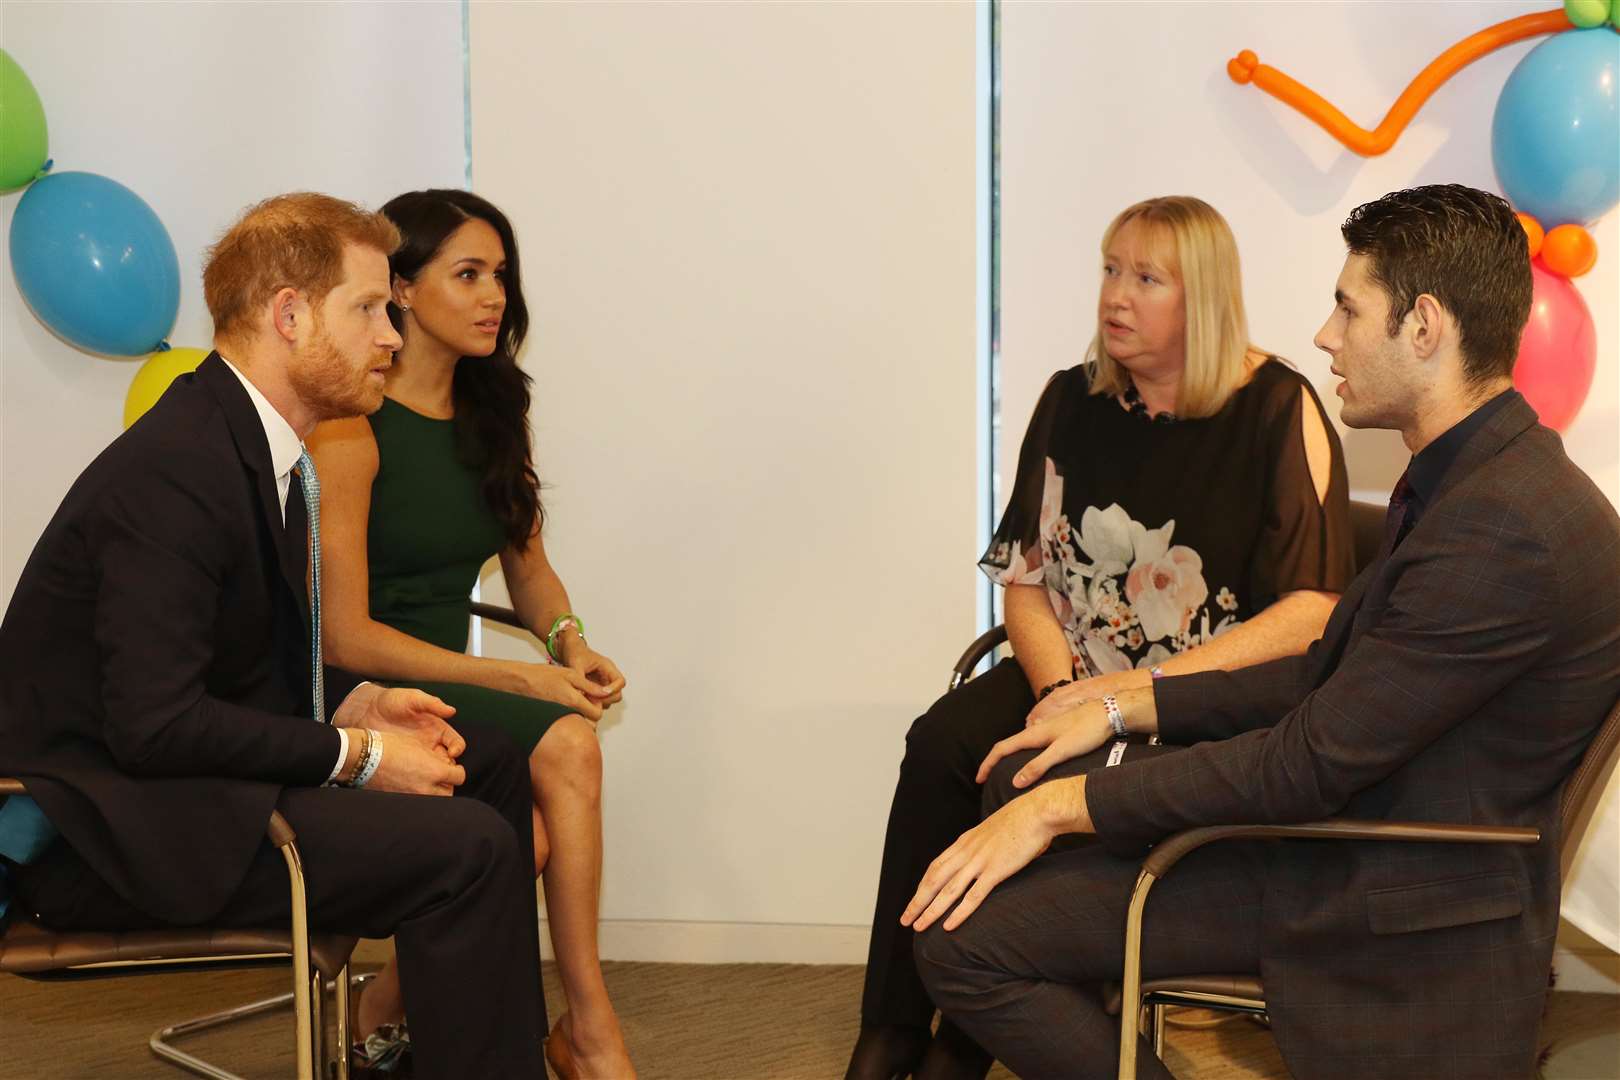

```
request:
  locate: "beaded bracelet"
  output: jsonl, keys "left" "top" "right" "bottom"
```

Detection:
{"left": 1036, "top": 678, "right": 1073, "bottom": 703}
{"left": 338, "top": 728, "right": 369, "bottom": 787}
{"left": 353, "top": 729, "right": 384, "bottom": 788}
{"left": 1102, "top": 693, "right": 1128, "bottom": 737}
{"left": 545, "top": 613, "right": 587, "bottom": 663}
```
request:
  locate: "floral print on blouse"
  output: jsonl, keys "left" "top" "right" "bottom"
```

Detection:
{"left": 981, "top": 361, "right": 1355, "bottom": 679}
{"left": 987, "top": 461, "right": 1238, "bottom": 676}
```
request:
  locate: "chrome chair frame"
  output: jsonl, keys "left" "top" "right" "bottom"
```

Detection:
{"left": 0, "top": 777, "right": 356, "bottom": 1080}
{"left": 1110, "top": 662, "right": 1620, "bottom": 1073}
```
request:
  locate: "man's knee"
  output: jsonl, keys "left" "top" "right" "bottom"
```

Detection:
{"left": 981, "top": 749, "right": 1040, "bottom": 817}
{"left": 913, "top": 920, "right": 987, "bottom": 1014}
{"left": 430, "top": 798, "right": 527, "bottom": 894}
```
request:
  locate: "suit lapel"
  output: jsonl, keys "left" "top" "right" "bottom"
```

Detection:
{"left": 1309, "top": 393, "right": 1541, "bottom": 686}
{"left": 194, "top": 354, "right": 313, "bottom": 632}
{"left": 1423, "top": 392, "right": 1539, "bottom": 510}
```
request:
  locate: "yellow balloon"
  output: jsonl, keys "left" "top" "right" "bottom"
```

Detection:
{"left": 124, "top": 347, "right": 209, "bottom": 429}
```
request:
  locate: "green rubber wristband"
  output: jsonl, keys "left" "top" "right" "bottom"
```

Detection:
{"left": 545, "top": 612, "right": 587, "bottom": 662}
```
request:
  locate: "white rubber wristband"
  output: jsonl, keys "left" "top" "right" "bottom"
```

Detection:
{"left": 1103, "top": 693, "right": 1127, "bottom": 737}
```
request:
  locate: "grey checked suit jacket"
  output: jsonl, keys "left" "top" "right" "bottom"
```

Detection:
{"left": 1086, "top": 392, "right": 1620, "bottom": 1079}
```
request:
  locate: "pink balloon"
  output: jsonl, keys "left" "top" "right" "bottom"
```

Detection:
{"left": 1514, "top": 259, "right": 1597, "bottom": 432}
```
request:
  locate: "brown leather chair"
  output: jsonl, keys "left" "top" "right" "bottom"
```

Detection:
{"left": 1113, "top": 694, "right": 1620, "bottom": 1079}
{"left": 0, "top": 777, "right": 359, "bottom": 1080}
{"left": 949, "top": 499, "right": 1388, "bottom": 690}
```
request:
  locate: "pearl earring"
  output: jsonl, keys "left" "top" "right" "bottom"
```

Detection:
{"left": 398, "top": 303, "right": 411, "bottom": 312}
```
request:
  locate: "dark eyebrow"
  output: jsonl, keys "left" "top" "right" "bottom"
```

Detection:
{"left": 453, "top": 257, "right": 489, "bottom": 268}
{"left": 1334, "top": 289, "right": 1351, "bottom": 307}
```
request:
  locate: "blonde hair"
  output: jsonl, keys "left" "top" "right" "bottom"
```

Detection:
{"left": 204, "top": 192, "right": 400, "bottom": 338}
{"left": 1086, "top": 196, "right": 1255, "bottom": 418}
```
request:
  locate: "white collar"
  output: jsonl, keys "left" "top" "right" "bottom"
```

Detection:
{"left": 218, "top": 354, "right": 304, "bottom": 482}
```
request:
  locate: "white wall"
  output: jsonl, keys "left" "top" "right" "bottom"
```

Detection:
{"left": 1000, "top": 0, "right": 1617, "bottom": 508}
{"left": 470, "top": 1, "right": 981, "bottom": 958}
{"left": 1002, "top": 0, "right": 1618, "bottom": 981}
{"left": 1, "top": 0, "right": 467, "bottom": 602}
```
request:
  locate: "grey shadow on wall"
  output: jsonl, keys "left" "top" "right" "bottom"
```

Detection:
{"left": 1207, "top": 65, "right": 1365, "bottom": 218}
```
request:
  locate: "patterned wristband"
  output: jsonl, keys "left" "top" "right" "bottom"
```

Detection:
{"left": 1102, "top": 693, "right": 1127, "bottom": 737}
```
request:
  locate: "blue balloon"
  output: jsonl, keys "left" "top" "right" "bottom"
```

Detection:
{"left": 8, "top": 171, "right": 179, "bottom": 356}
{"left": 1492, "top": 28, "right": 1619, "bottom": 228}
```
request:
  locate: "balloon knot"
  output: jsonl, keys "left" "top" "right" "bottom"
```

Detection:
{"left": 34, "top": 159, "right": 54, "bottom": 179}
{"left": 154, "top": 341, "right": 172, "bottom": 353}
{"left": 1228, "top": 50, "right": 1258, "bottom": 85}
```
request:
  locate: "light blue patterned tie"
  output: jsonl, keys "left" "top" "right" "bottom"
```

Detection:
{"left": 296, "top": 448, "right": 325, "bottom": 723}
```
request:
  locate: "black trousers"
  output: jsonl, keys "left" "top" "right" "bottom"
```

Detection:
{"left": 16, "top": 719, "right": 548, "bottom": 1079}
{"left": 861, "top": 658, "right": 1035, "bottom": 1028}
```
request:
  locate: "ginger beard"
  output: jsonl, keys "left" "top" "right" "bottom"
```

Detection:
{"left": 288, "top": 312, "right": 392, "bottom": 420}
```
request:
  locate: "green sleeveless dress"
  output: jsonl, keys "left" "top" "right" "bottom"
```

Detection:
{"left": 365, "top": 396, "right": 571, "bottom": 752}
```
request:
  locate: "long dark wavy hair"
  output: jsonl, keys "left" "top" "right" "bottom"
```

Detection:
{"left": 381, "top": 190, "right": 542, "bottom": 545}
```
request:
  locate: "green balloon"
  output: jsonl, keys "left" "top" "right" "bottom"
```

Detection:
{"left": 1564, "top": 0, "right": 1609, "bottom": 29}
{"left": 0, "top": 49, "right": 49, "bottom": 193}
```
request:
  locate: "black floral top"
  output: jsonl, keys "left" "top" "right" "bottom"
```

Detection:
{"left": 980, "top": 360, "right": 1355, "bottom": 677}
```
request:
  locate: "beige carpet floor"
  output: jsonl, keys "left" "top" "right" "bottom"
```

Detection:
{"left": 1, "top": 960, "right": 1614, "bottom": 1078}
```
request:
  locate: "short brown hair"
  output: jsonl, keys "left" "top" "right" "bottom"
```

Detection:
{"left": 1340, "top": 185, "right": 1531, "bottom": 384}
{"left": 203, "top": 192, "right": 400, "bottom": 337}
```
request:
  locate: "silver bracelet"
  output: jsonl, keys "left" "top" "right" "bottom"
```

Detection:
{"left": 1103, "top": 693, "right": 1127, "bottom": 737}
{"left": 353, "top": 730, "right": 384, "bottom": 788}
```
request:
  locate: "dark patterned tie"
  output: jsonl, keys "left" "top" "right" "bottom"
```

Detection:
{"left": 1385, "top": 471, "right": 1415, "bottom": 550}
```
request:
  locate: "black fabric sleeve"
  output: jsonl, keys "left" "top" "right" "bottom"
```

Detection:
{"left": 979, "top": 369, "right": 1073, "bottom": 587}
{"left": 1248, "top": 367, "right": 1356, "bottom": 607}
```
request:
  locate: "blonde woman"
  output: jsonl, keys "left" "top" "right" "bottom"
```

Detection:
{"left": 847, "top": 196, "right": 1355, "bottom": 1080}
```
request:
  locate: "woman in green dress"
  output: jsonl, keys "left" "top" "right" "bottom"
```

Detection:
{"left": 310, "top": 189, "right": 633, "bottom": 1078}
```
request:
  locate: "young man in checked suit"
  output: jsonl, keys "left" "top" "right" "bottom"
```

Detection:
{"left": 903, "top": 185, "right": 1620, "bottom": 1079}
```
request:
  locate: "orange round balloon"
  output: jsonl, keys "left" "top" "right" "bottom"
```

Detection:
{"left": 1516, "top": 212, "right": 1544, "bottom": 260}
{"left": 1540, "top": 224, "right": 1597, "bottom": 278}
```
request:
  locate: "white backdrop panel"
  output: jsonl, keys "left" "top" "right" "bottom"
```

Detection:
{"left": 470, "top": 2, "right": 979, "bottom": 930}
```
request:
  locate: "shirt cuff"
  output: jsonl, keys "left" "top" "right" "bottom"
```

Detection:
{"left": 325, "top": 727, "right": 350, "bottom": 785}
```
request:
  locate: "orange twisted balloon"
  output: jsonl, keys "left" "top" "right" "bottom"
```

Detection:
{"left": 1227, "top": 9, "right": 1574, "bottom": 156}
